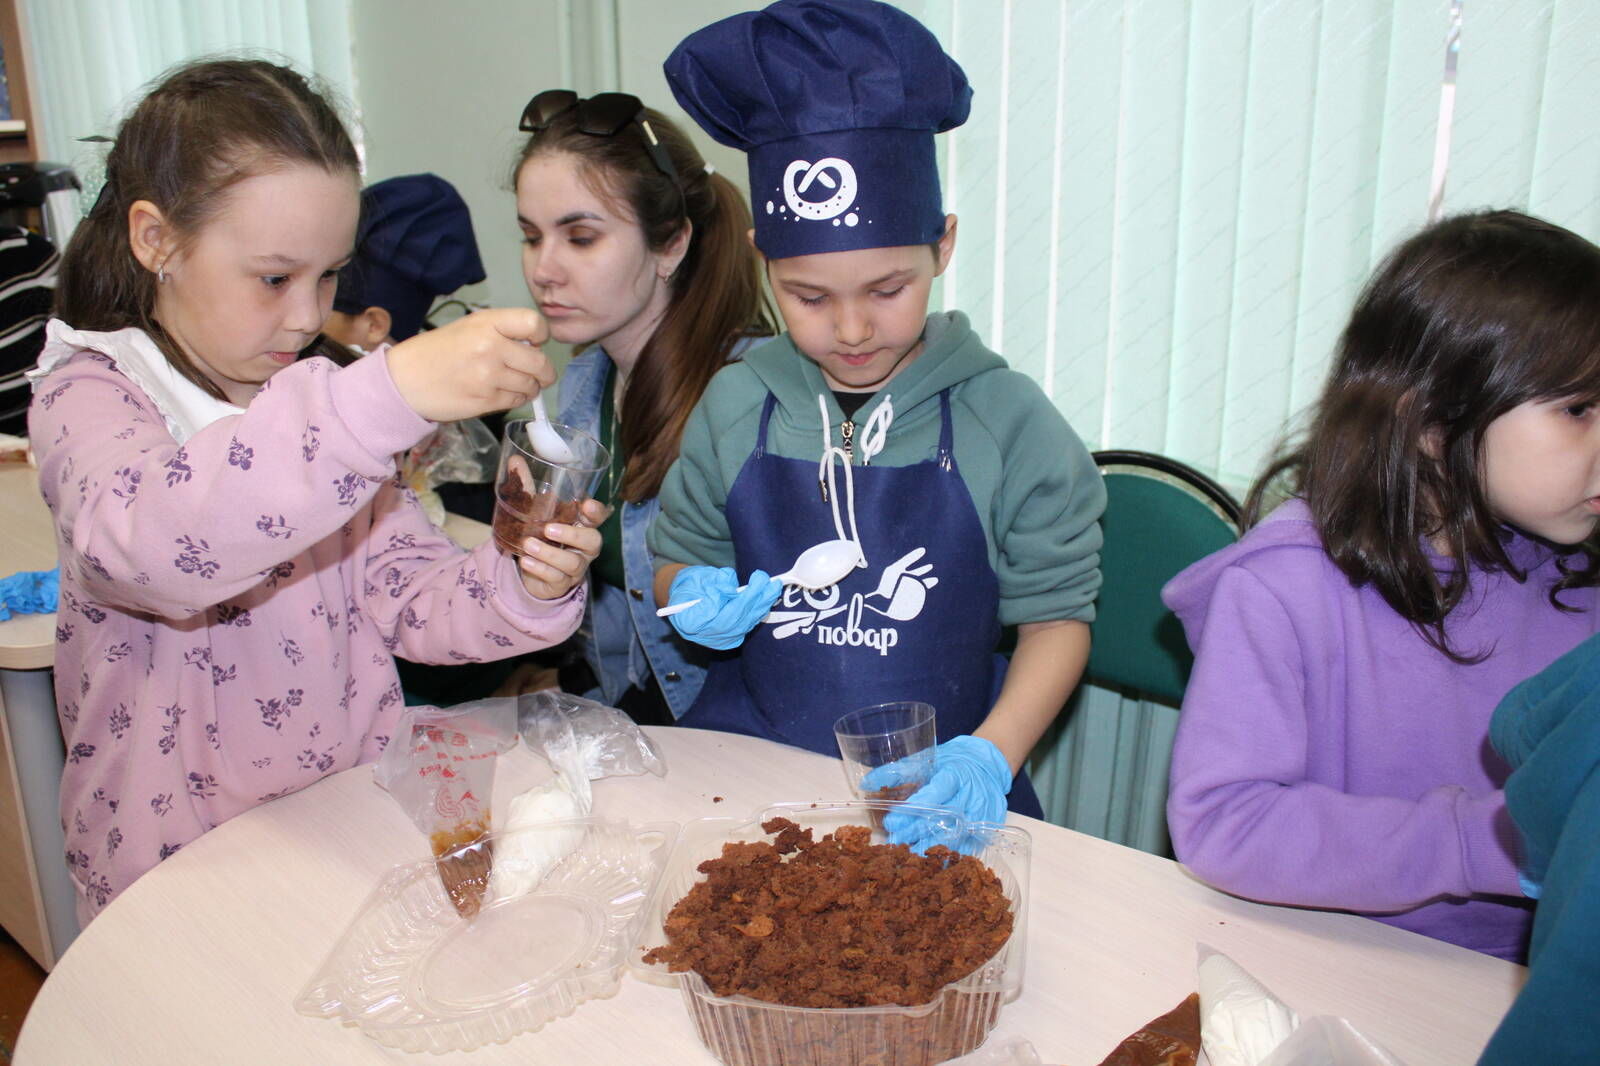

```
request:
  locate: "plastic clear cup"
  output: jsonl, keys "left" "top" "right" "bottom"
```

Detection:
{"left": 491, "top": 418, "right": 609, "bottom": 555}
{"left": 833, "top": 701, "right": 937, "bottom": 809}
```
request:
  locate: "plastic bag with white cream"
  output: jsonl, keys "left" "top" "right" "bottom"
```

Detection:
{"left": 488, "top": 691, "right": 667, "bottom": 900}
{"left": 515, "top": 689, "right": 666, "bottom": 784}
{"left": 1258, "top": 1016, "right": 1406, "bottom": 1066}
{"left": 375, "top": 691, "right": 667, "bottom": 905}
{"left": 1198, "top": 946, "right": 1406, "bottom": 1066}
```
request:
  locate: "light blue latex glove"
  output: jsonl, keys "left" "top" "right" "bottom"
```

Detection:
{"left": 0, "top": 567, "right": 58, "bottom": 622}
{"left": 876, "top": 735, "right": 1013, "bottom": 854}
{"left": 665, "top": 566, "right": 783, "bottom": 651}
{"left": 1519, "top": 872, "right": 1543, "bottom": 900}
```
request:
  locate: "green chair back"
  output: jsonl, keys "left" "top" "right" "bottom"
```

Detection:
{"left": 1086, "top": 453, "right": 1241, "bottom": 706}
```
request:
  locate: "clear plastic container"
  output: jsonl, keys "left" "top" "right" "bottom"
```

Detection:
{"left": 945, "top": 1038, "right": 1045, "bottom": 1065}
{"left": 297, "top": 816, "right": 676, "bottom": 1053}
{"left": 629, "top": 801, "right": 1031, "bottom": 1066}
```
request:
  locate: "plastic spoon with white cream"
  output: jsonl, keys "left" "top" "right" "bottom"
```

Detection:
{"left": 527, "top": 393, "right": 577, "bottom": 464}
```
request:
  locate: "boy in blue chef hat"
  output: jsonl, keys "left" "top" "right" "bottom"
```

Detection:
{"left": 650, "top": 0, "right": 1105, "bottom": 838}
{"left": 323, "top": 173, "right": 486, "bottom": 350}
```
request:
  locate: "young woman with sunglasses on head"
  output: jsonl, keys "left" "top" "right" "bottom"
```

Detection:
{"left": 513, "top": 90, "right": 776, "bottom": 725}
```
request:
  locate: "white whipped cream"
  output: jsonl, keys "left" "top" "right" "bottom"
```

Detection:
{"left": 486, "top": 776, "right": 588, "bottom": 901}
{"left": 1199, "top": 948, "right": 1301, "bottom": 1066}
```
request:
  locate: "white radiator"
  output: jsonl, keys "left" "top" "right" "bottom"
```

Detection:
{"left": 1026, "top": 683, "right": 1179, "bottom": 857}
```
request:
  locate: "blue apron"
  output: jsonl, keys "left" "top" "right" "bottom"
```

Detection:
{"left": 680, "top": 390, "right": 1042, "bottom": 817}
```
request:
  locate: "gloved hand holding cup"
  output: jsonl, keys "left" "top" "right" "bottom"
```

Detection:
{"left": 882, "top": 735, "right": 1014, "bottom": 854}
{"left": 836, "top": 701, "right": 938, "bottom": 829}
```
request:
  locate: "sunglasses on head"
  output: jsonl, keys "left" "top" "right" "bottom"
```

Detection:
{"left": 519, "top": 89, "right": 685, "bottom": 208}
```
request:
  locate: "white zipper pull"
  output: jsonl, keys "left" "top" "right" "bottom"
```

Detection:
{"left": 840, "top": 419, "right": 855, "bottom": 464}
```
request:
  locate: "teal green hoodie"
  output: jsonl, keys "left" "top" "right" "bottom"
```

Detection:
{"left": 649, "top": 311, "right": 1104, "bottom": 625}
{"left": 1479, "top": 633, "right": 1600, "bottom": 1064}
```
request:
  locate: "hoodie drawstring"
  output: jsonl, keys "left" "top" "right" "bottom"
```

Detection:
{"left": 859, "top": 395, "right": 892, "bottom": 465}
{"left": 817, "top": 393, "right": 868, "bottom": 568}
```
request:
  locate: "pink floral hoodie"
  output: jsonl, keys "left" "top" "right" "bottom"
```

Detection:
{"left": 28, "top": 323, "right": 583, "bottom": 920}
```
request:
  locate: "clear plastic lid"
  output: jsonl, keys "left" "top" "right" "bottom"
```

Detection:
{"left": 296, "top": 816, "right": 676, "bottom": 1053}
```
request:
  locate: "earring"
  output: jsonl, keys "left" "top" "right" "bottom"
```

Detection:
{"left": 156, "top": 261, "right": 169, "bottom": 284}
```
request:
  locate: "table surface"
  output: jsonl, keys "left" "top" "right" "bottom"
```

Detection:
{"left": 0, "top": 463, "right": 55, "bottom": 670}
{"left": 15, "top": 726, "right": 1524, "bottom": 1065}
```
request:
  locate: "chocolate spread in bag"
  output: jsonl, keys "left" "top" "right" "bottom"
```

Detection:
{"left": 431, "top": 818, "right": 494, "bottom": 919}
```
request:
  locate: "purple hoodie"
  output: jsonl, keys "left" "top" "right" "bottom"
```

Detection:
{"left": 1163, "top": 500, "right": 1599, "bottom": 960}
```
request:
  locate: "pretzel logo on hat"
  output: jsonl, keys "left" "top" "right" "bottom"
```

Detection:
{"left": 782, "top": 157, "right": 858, "bottom": 223}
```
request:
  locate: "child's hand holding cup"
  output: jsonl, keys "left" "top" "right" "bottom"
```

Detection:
{"left": 493, "top": 418, "right": 611, "bottom": 599}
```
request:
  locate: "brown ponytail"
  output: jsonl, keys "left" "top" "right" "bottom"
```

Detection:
{"left": 515, "top": 104, "right": 775, "bottom": 502}
{"left": 55, "top": 58, "right": 362, "bottom": 401}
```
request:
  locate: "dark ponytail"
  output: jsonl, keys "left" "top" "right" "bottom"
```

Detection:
{"left": 55, "top": 58, "right": 362, "bottom": 401}
{"left": 515, "top": 104, "right": 775, "bottom": 502}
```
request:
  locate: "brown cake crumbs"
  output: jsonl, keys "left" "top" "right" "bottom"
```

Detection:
{"left": 491, "top": 465, "right": 582, "bottom": 554}
{"left": 863, "top": 783, "right": 918, "bottom": 830}
{"left": 641, "top": 817, "right": 1013, "bottom": 1009}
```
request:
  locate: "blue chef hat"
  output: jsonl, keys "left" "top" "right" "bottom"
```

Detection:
{"left": 333, "top": 173, "right": 486, "bottom": 341}
{"left": 664, "top": 0, "right": 970, "bottom": 259}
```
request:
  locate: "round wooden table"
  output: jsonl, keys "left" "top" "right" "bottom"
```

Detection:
{"left": 15, "top": 727, "right": 1524, "bottom": 1064}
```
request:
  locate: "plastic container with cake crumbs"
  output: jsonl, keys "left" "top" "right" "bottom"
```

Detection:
{"left": 295, "top": 816, "right": 676, "bottom": 1053}
{"left": 628, "top": 801, "right": 1032, "bottom": 1066}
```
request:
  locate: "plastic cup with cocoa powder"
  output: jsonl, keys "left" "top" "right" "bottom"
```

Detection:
{"left": 491, "top": 418, "right": 610, "bottom": 556}
{"left": 834, "top": 701, "right": 937, "bottom": 815}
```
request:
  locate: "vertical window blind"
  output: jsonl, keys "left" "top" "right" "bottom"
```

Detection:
{"left": 898, "top": 0, "right": 1596, "bottom": 488}
{"left": 20, "top": 0, "right": 1598, "bottom": 488}
{"left": 21, "top": 0, "right": 356, "bottom": 206}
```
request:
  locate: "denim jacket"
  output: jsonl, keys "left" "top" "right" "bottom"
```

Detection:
{"left": 557, "top": 339, "right": 764, "bottom": 717}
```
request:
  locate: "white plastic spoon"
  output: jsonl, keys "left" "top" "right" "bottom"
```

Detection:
{"left": 526, "top": 393, "right": 578, "bottom": 464}
{"left": 656, "top": 538, "right": 862, "bottom": 618}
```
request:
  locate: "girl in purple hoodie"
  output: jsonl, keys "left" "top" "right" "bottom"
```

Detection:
{"left": 30, "top": 60, "right": 605, "bottom": 922}
{"left": 1164, "top": 210, "right": 1600, "bottom": 961}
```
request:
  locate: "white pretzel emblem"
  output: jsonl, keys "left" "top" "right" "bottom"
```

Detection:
{"left": 783, "top": 157, "right": 858, "bottom": 220}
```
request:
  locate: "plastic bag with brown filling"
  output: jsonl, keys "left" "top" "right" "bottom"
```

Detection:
{"left": 1095, "top": 992, "right": 1202, "bottom": 1066}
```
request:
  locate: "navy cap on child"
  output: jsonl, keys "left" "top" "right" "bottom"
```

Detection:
{"left": 333, "top": 173, "right": 486, "bottom": 341}
{"left": 664, "top": 0, "right": 970, "bottom": 260}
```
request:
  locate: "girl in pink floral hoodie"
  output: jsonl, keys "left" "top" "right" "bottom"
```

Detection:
{"left": 29, "top": 59, "right": 603, "bottom": 922}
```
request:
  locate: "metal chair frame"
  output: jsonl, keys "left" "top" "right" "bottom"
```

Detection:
{"left": 1091, "top": 449, "right": 1243, "bottom": 531}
